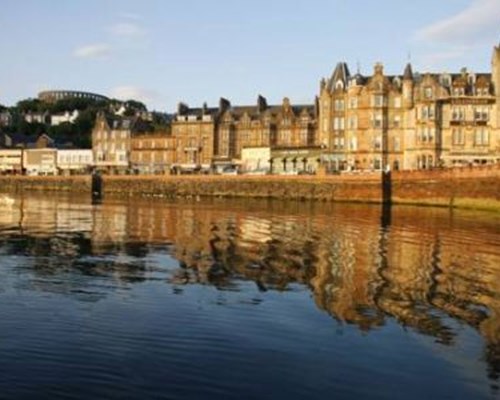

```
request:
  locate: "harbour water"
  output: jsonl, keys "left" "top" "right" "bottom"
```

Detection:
{"left": 0, "top": 193, "right": 499, "bottom": 399}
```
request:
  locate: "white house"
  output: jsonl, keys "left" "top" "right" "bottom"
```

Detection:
{"left": 241, "top": 147, "right": 271, "bottom": 174}
{"left": 24, "top": 111, "right": 49, "bottom": 124}
{"left": 57, "top": 149, "right": 93, "bottom": 175}
{"left": 0, "top": 149, "right": 23, "bottom": 174}
{"left": 51, "top": 110, "right": 80, "bottom": 126}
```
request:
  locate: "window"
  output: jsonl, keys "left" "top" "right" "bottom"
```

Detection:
{"left": 420, "top": 105, "right": 435, "bottom": 120}
{"left": 424, "top": 87, "right": 433, "bottom": 99}
{"left": 429, "top": 128, "right": 435, "bottom": 142}
{"left": 474, "top": 128, "right": 489, "bottom": 146}
{"left": 374, "top": 136, "right": 382, "bottom": 150}
{"left": 451, "top": 107, "right": 465, "bottom": 121}
{"left": 393, "top": 137, "right": 401, "bottom": 152}
{"left": 478, "top": 87, "right": 489, "bottom": 96}
{"left": 333, "top": 117, "right": 345, "bottom": 131}
{"left": 474, "top": 107, "right": 489, "bottom": 121}
{"left": 300, "top": 128, "right": 308, "bottom": 145}
{"left": 334, "top": 99, "right": 345, "bottom": 111}
{"left": 372, "top": 114, "right": 383, "bottom": 128}
{"left": 350, "top": 137, "right": 358, "bottom": 151}
{"left": 348, "top": 116, "right": 358, "bottom": 130}
{"left": 452, "top": 128, "right": 464, "bottom": 145}
{"left": 372, "top": 95, "right": 384, "bottom": 107}
{"left": 393, "top": 115, "right": 401, "bottom": 128}
{"left": 349, "top": 97, "right": 358, "bottom": 109}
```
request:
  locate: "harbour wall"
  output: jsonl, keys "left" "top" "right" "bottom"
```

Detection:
{"left": 0, "top": 165, "right": 498, "bottom": 211}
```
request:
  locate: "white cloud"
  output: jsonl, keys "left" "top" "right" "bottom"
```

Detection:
{"left": 415, "top": 0, "right": 500, "bottom": 45}
{"left": 417, "top": 47, "right": 471, "bottom": 69}
{"left": 119, "top": 12, "right": 143, "bottom": 21}
{"left": 110, "top": 86, "right": 159, "bottom": 105}
{"left": 73, "top": 43, "right": 110, "bottom": 59}
{"left": 109, "top": 22, "right": 145, "bottom": 37}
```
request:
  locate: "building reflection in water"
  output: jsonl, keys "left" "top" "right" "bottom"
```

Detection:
{"left": 0, "top": 192, "right": 499, "bottom": 381}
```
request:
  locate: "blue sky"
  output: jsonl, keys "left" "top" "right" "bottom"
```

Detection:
{"left": 0, "top": 0, "right": 499, "bottom": 111}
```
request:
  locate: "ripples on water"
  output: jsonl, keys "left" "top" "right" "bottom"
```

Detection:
{"left": 0, "top": 193, "right": 499, "bottom": 399}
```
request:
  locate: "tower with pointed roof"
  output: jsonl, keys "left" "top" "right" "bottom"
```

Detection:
{"left": 402, "top": 63, "right": 414, "bottom": 109}
{"left": 492, "top": 44, "right": 500, "bottom": 128}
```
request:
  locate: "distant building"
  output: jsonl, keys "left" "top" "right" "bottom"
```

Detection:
{"left": 34, "top": 133, "right": 55, "bottom": 149}
{"left": 23, "top": 148, "right": 57, "bottom": 176}
{"left": 38, "top": 90, "right": 109, "bottom": 104}
{"left": 0, "top": 110, "right": 12, "bottom": 127}
{"left": 90, "top": 43, "right": 500, "bottom": 173}
{"left": 24, "top": 110, "right": 49, "bottom": 124}
{"left": 51, "top": 110, "right": 80, "bottom": 126}
{"left": 241, "top": 147, "right": 271, "bottom": 174}
{"left": 0, "top": 149, "right": 23, "bottom": 174}
{"left": 57, "top": 149, "right": 93, "bottom": 175}
{"left": 172, "top": 96, "right": 317, "bottom": 173}
{"left": 91, "top": 112, "right": 156, "bottom": 174}
{"left": 130, "top": 130, "right": 176, "bottom": 174}
{"left": 171, "top": 102, "right": 216, "bottom": 173}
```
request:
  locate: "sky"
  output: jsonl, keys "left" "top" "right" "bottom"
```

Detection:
{"left": 0, "top": 0, "right": 499, "bottom": 111}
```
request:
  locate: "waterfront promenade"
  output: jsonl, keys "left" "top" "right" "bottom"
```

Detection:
{"left": 0, "top": 164, "right": 498, "bottom": 212}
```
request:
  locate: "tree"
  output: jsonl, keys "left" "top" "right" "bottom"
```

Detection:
{"left": 16, "top": 98, "right": 46, "bottom": 113}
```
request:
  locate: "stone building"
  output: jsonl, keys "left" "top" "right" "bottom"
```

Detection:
{"left": 215, "top": 96, "right": 317, "bottom": 170}
{"left": 171, "top": 103, "right": 216, "bottom": 173}
{"left": 318, "top": 45, "right": 500, "bottom": 171}
{"left": 129, "top": 129, "right": 176, "bottom": 174}
{"left": 92, "top": 112, "right": 138, "bottom": 174}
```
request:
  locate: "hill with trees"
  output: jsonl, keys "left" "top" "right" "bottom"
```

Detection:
{"left": 2, "top": 97, "right": 154, "bottom": 148}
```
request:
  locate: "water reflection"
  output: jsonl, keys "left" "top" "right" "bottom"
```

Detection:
{"left": 0, "top": 192, "right": 499, "bottom": 389}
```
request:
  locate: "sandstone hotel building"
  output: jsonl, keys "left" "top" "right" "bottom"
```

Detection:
{"left": 93, "top": 44, "right": 500, "bottom": 173}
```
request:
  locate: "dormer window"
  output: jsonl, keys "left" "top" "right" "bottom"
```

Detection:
{"left": 478, "top": 86, "right": 490, "bottom": 96}
{"left": 440, "top": 75, "right": 451, "bottom": 87}
{"left": 335, "top": 80, "right": 344, "bottom": 91}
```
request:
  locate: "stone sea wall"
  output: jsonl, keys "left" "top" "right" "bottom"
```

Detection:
{"left": 0, "top": 165, "right": 498, "bottom": 211}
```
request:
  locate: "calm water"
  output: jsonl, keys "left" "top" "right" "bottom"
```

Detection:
{"left": 0, "top": 193, "right": 499, "bottom": 399}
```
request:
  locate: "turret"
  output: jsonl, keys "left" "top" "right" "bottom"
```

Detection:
{"left": 492, "top": 44, "right": 500, "bottom": 99}
{"left": 492, "top": 44, "right": 500, "bottom": 128}
{"left": 177, "top": 102, "right": 189, "bottom": 116}
{"left": 257, "top": 95, "right": 268, "bottom": 113}
{"left": 402, "top": 63, "right": 414, "bottom": 108}
{"left": 219, "top": 97, "right": 231, "bottom": 114}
